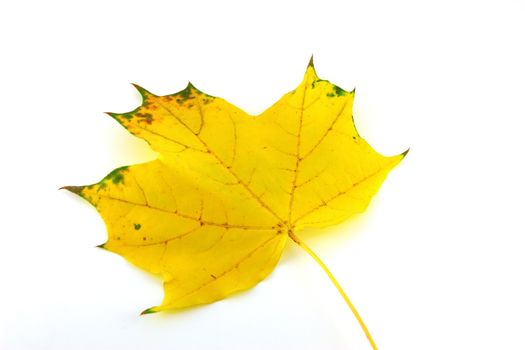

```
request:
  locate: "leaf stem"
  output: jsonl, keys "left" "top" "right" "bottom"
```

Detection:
{"left": 288, "top": 231, "right": 378, "bottom": 350}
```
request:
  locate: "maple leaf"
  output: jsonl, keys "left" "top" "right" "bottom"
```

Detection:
{"left": 64, "top": 58, "right": 406, "bottom": 349}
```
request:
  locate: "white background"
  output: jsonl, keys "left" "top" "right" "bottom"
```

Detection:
{"left": 1, "top": 0, "right": 524, "bottom": 349}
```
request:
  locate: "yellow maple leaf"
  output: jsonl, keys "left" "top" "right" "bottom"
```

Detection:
{"left": 65, "top": 58, "right": 406, "bottom": 349}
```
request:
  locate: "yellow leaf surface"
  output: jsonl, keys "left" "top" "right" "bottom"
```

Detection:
{"left": 65, "top": 59, "right": 406, "bottom": 347}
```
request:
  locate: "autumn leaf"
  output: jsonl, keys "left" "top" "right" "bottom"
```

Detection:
{"left": 64, "top": 58, "right": 406, "bottom": 349}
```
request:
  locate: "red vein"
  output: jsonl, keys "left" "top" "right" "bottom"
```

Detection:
{"left": 196, "top": 102, "right": 205, "bottom": 135}
{"left": 287, "top": 80, "right": 308, "bottom": 223}
{"left": 133, "top": 123, "right": 206, "bottom": 153}
{"left": 172, "top": 234, "right": 281, "bottom": 301}
{"left": 156, "top": 99, "right": 285, "bottom": 223}
{"left": 123, "top": 226, "right": 201, "bottom": 247}
{"left": 295, "top": 164, "right": 329, "bottom": 188}
{"left": 99, "top": 195, "right": 275, "bottom": 230}
{"left": 301, "top": 100, "right": 348, "bottom": 161}
{"left": 292, "top": 166, "right": 387, "bottom": 225}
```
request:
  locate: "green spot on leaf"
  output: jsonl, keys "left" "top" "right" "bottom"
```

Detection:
{"left": 103, "top": 166, "right": 129, "bottom": 185}
{"left": 332, "top": 85, "right": 347, "bottom": 97}
{"left": 173, "top": 83, "right": 214, "bottom": 104}
{"left": 120, "top": 112, "right": 134, "bottom": 120}
{"left": 179, "top": 87, "right": 192, "bottom": 101}
{"left": 134, "top": 223, "right": 142, "bottom": 230}
{"left": 175, "top": 84, "right": 197, "bottom": 104}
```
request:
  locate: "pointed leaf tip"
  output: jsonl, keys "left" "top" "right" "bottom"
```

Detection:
{"left": 184, "top": 81, "right": 205, "bottom": 95}
{"left": 131, "top": 83, "right": 154, "bottom": 99}
{"left": 96, "top": 243, "right": 107, "bottom": 249}
{"left": 61, "top": 186, "right": 84, "bottom": 195}
{"left": 308, "top": 54, "right": 315, "bottom": 68}
{"left": 401, "top": 148, "right": 410, "bottom": 158}
{"left": 105, "top": 112, "right": 126, "bottom": 124}
{"left": 304, "top": 55, "right": 318, "bottom": 80}
{"left": 140, "top": 307, "right": 158, "bottom": 315}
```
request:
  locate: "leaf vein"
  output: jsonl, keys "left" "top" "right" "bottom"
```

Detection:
{"left": 292, "top": 166, "right": 387, "bottom": 224}
{"left": 172, "top": 234, "right": 281, "bottom": 301}
{"left": 156, "top": 99, "right": 285, "bottom": 223}
{"left": 100, "top": 195, "right": 275, "bottom": 230}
